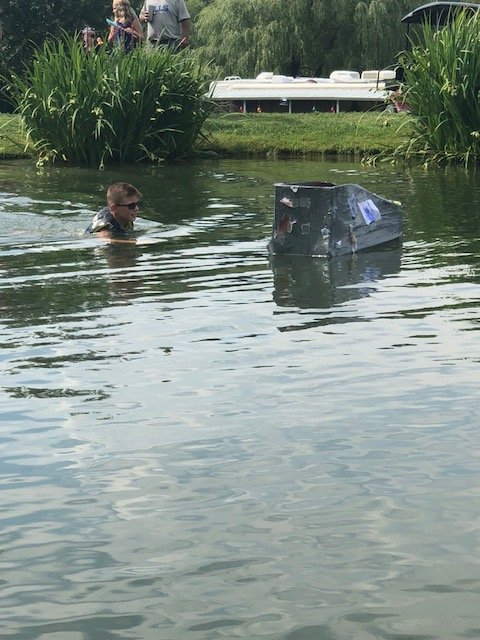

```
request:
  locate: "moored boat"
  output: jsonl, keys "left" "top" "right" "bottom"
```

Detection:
{"left": 208, "top": 69, "right": 398, "bottom": 113}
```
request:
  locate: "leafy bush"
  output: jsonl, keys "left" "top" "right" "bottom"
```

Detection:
{"left": 400, "top": 11, "right": 480, "bottom": 164}
{"left": 6, "top": 34, "right": 214, "bottom": 166}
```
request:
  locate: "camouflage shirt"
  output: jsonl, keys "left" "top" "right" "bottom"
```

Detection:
{"left": 85, "top": 206, "right": 133, "bottom": 235}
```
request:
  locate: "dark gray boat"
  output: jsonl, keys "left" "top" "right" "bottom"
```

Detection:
{"left": 267, "top": 181, "right": 403, "bottom": 257}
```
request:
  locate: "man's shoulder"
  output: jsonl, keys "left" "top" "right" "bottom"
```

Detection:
{"left": 166, "top": 0, "right": 189, "bottom": 11}
{"left": 171, "top": 0, "right": 190, "bottom": 18}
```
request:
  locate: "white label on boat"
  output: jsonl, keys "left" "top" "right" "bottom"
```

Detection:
{"left": 358, "top": 199, "right": 381, "bottom": 225}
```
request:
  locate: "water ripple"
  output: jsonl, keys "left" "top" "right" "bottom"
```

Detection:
{"left": 2, "top": 159, "right": 480, "bottom": 639}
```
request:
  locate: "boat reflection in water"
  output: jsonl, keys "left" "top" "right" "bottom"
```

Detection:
{"left": 270, "top": 245, "right": 402, "bottom": 330}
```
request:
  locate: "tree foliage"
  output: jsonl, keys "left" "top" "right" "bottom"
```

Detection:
{"left": 0, "top": 0, "right": 112, "bottom": 108}
{"left": 0, "top": 0, "right": 113, "bottom": 57}
{"left": 194, "top": 0, "right": 420, "bottom": 78}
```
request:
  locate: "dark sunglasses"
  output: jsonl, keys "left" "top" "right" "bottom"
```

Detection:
{"left": 116, "top": 201, "right": 141, "bottom": 210}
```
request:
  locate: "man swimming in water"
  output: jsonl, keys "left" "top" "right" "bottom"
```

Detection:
{"left": 85, "top": 182, "right": 142, "bottom": 237}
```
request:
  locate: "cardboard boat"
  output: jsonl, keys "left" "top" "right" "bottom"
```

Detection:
{"left": 267, "top": 182, "right": 403, "bottom": 257}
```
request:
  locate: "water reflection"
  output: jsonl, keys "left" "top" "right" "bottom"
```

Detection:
{"left": 0, "top": 159, "right": 272, "bottom": 228}
{"left": 271, "top": 245, "right": 402, "bottom": 310}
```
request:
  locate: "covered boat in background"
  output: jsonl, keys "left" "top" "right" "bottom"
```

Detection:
{"left": 267, "top": 182, "right": 403, "bottom": 257}
{"left": 401, "top": 1, "right": 480, "bottom": 27}
{"left": 208, "top": 69, "right": 397, "bottom": 113}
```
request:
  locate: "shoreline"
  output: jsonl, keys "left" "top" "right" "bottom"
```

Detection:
{"left": 0, "top": 112, "right": 412, "bottom": 161}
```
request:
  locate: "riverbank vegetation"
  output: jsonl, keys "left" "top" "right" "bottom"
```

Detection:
{"left": 398, "top": 11, "right": 480, "bottom": 165}
{"left": 3, "top": 2, "right": 480, "bottom": 166}
{"left": 6, "top": 35, "right": 212, "bottom": 167}
{"left": 0, "top": 111, "right": 412, "bottom": 161}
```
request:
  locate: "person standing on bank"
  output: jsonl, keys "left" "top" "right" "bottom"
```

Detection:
{"left": 139, "top": 0, "right": 190, "bottom": 51}
{"left": 85, "top": 182, "right": 142, "bottom": 237}
{"left": 108, "top": 1, "right": 144, "bottom": 52}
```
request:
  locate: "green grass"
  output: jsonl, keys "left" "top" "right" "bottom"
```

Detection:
{"left": 0, "top": 111, "right": 413, "bottom": 161}
{"left": 199, "top": 111, "right": 412, "bottom": 158}
{"left": 0, "top": 114, "right": 31, "bottom": 158}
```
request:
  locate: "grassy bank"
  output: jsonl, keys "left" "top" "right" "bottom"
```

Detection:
{"left": 0, "top": 111, "right": 412, "bottom": 161}
{"left": 199, "top": 111, "right": 412, "bottom": 158}
{"left": 0, "top": 114, "right": 30, "bottom": 159}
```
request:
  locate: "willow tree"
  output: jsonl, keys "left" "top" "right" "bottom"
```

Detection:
{"left": 308, "top": 0, "right": 359, "bottom": 74}
{"left": 188, "top": 0, "right": 212, "bottom": 20}
{"left": 309, "top": 0, "right": 419, "bottom": 74}
{"left": 195, "top": 0, "right": 258, "bottom": 76}
{"left": 194, "top": 0, "right": 312, "bottom": 77}
{"left": 354, "top": 0, "right": 417, "bottom": 70}
{"left": 261, "top": 0, "right": 312, "bottom": 77}
{"left": 194, "top": 0, "right": 419, "bottom": 78}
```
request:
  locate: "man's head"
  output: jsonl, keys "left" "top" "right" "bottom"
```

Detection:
{"left": 107, "top": 182, "right": 142, "bottom": 228}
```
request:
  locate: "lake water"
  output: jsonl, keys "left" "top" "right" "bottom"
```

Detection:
{"left": 1, "top": 157, "right": 480, "bottom": 640}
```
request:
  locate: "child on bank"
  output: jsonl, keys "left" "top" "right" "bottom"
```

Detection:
{"left": 81, "top": 27, "right": 104, "bottom": 53}
{"left": 108, "top": 1, "right": 143, "bottom": 52}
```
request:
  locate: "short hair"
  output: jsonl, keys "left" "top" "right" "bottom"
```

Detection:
{"left": 107, "top": 182, "right": 142, "bottom": 204}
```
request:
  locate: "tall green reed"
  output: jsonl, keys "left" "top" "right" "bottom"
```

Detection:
{"left": 399, "top": 11, "right": 480, "bottom": 165}
{"left": 6, "top": 34, "right": 214, "bottom": 167}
